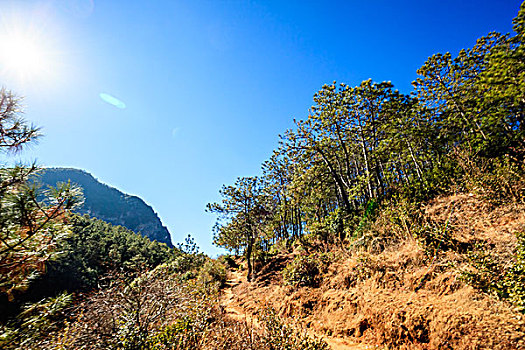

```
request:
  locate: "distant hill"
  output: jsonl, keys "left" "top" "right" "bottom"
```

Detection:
{"left": 35, "top": 168, "right": 173, "bottom": 247}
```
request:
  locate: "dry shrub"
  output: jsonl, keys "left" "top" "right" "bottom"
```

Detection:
{"left": 45, "top": 260, "right": 328, "bottom": 350}
{"left": 218, "top": 194, "right": 525, "bottom": 349}
{"left": 464, "top": 156, "right": 524, "bottom": 205}
{"left": 358, "top": 201, "right": 420, "bottom": 246}
{"left": 54, "top": 267, "right": 212, "bottom": 350}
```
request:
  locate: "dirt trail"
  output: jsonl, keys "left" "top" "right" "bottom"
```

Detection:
{"left": 220, "top": 270, "right": 261, "bottom": 328}
{"left": 219, "top": 270, "right": 375, "bottom": 350}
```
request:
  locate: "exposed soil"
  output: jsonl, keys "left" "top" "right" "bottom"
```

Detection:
{"left": 220, "top": 269, "right": 377, "bottom": 350}
{"left": 220, "top": 194, "right": 525, "bottom": 349}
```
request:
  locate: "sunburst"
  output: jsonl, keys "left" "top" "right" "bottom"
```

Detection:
{"left": 0, "top": 12, "right": 60, "bottom": 86}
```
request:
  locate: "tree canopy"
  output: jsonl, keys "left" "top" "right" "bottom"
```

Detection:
{"left": 208, "top": 3, "right": 525, "bottom": 274}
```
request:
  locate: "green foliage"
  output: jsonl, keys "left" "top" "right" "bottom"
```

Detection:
{"left": 146, "top": 318, "right": 203, "bottom": 350}
{"left": 0, "top": 293, "right": 73, "bottom": 349}
{"left": 259, "top": 308, "right": 329, "bottom": 350}
{"left": 463, "top": 156, "right": 524, "bottom": 204}
{"left": 0, "top": 90, "right": 83, "bottom": 304}
{"left": 413, "top": 221, "right": 455, "bottom": 256}
{"left": 306, "top": 208, "right": 346, "bottom": 244}
{"left": 28, "top": 214, "right": 174, "bottom": 295}
{"left": 207, "top": 176, "right": 271, "bottom": 281}
{"left": 461, "top": 232, "right": 525, "bottom": 312}
{"left": 170, "top": 234, "right": 206, "bottom": 275}
{"left": 461, "top": 244, "right": 509, "bottom": 298}
{"left": 197, "top": 258, "right": 227, "bottom": 287}
{"left": 209, "top": 4, "right": 525, "bottom": 281}
{"left": 282, "top": 251, "right": 332, "bottom": 288}
{"left": 506, "top": 232, "right": 525, "bottom": 311}
{"left": 0, "top": 171, "right": 82, "bottom": 300}
{"left": 218, "top": 254, "right": 240, "bottom": 269}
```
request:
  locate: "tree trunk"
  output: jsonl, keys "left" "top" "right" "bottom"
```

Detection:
{"left": 246, "top": 233, "right": 253, "bottom": 282}
{"left": 315, "top": 146, "right": 352, "bottom": 215}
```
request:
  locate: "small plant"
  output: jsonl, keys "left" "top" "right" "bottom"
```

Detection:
{"left": 282, "top": 253, "right": 319, "bottom": 287}
{"left": 147, "top": 317, "right": 204, "bottom": 350}
{"left": 259, "top": 308, "right": 329, "bottom": 350}
{"left": 413, "top": 222, "right": 454, "bottom": 256}
{"left": 460, "top": 244, "right": 509, "bottom": 298}
{"left": 282, "top": 252, "right": 332, "bottom": 288}
{"left": 198, "top": 258, "right": 227, "bottom": 287}
{"left": 461, "top": 232, "right": 525, "bottom": 312}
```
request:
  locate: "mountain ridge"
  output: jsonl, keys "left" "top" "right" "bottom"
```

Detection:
{"left": 35, "top": 167, "right": 173, "bottom": 247}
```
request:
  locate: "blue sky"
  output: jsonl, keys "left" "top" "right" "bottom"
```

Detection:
{"left": 0, "top": 0, "right": 522, "bottom": 255}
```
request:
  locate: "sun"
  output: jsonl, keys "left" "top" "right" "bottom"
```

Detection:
{"left": 0, "top": 3, "right": 64, "bottom": 90}
{"left": 0, "top": 30, "right": 55, "bottom": 84}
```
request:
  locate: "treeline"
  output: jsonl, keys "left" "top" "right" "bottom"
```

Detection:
{"left": 0, "top": 88, "right": 178, "bottom": 347}
{"left": 0, "top": 84, "right": 326, "bottom": 349}
{"left": 208, "top": 4, "right": 525, "bottom": 280}
{"left": 0, "top": 212, "right": 175, "bottom": 318}
{"left": 22, "top": 215, "right": 175, "bottom": 300}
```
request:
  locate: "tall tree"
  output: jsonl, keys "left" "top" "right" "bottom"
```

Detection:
{"left": 207, "top": 176, "right": 269, "bottom": 281}
{"left": 477, "top": 2, "right": 525, "bottom": 158}
{"left": 280, "top": 81, "right": 426, "bottom": 224}
{"left": 413, "top": 31, "right": 512, "bottom": 158}
{"left": 0, "top": 89, "right": 81, "bottom": 301}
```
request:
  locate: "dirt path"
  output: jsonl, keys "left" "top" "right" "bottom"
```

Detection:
{"left": 219, "top": 270, "right": 376, "bottom": 350}
{"left": 220, "top": 270, "right": 261, "bottom": 328}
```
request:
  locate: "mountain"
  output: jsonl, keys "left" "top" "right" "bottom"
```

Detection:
{"left": 35, "top": 168, "right": 173, "bottom": 247}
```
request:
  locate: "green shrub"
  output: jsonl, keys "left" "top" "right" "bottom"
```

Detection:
{"left": 198, "top": 259, "right": 227, "bottom": 287}
{"left": 464, "top": 156, "right": 524, "bottom": 205}
{"left": 219, "top": 254, "right": 240, "bottom": 269}
{"left": 259, "top": 308, "right": 329, "bottom": 350}
{"left": 282, "top": 252, "right": 332, "bottom": 288}
{"left": 461, "top": 232, "right": 525, "bottom": 312}
{"left": 461, "top": 244, "right": 509, "bottom": 298}
{"left": 147, "top": 317, "right": 203, "bottom": 350}
{"left": 0, "top": 293, "right": 73, "bottom": 349}
{"left": 268, "top": 239, "right": 290, "bottom": 256}
{"left": 306, "top": 209, "right": 349, "bottom": 244}
{"left": 413, "top": 222, "right": 455, "bottom": 255}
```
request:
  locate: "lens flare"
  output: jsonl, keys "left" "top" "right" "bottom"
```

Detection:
{"left": 99, "top": 93, "right": 126, "bottom": 109}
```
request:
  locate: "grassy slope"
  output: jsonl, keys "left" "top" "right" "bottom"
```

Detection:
{"left": 223, "top": 193, "right": 525, "bottom": 349}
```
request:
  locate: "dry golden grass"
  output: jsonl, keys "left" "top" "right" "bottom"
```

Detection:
{"left": 224, "top": 193, "right": 525, "bottom": 349}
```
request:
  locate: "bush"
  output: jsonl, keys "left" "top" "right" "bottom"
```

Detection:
{"left": 259, "top": 308, "right": 329, "bottom": 350}
{"left": 56, "top": 268, "right": 199, "bottom": 350}
{"left": 219, "top": 254, "right": 240, "bottom": 269}
{"left": 463, "top": 156, "right": 524, "bottom": 205}
{"left": 0, "top": 293, "right": 73, "bottom": 350}
{"left": 461, "top": 231, "right": 525, "bottom": 312}
{"left": 413, "top": 221, "right": 455, "bottom": 256}
{"left": 198, "top": 259, "right": 227, "bottom": 288}
{"left": 282, "top": 252, "right": 331, "bottom": 288}
{"left": 147, "top": 317, "right": 205, "bottom": 350}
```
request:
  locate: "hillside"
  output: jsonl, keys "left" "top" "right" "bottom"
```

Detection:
{"left": 35, "top": 168, "right": 173, "bottom": 247}
{"left": 220, "top": 193, "right": 525, "bottom": 349}
{"left": 1, "top": 3, "right": 524, "bottom": 349}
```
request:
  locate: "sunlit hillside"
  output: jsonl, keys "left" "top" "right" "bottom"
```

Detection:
{"left": 0, "top": 1, "right": 524, "bottom": 349}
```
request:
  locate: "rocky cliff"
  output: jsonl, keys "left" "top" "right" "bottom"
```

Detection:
{"left": 35, "top": 168, "right": 173, "bottom": 247}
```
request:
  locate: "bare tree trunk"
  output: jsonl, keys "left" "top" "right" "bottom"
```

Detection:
{"left": 315, "top": 146, "right": 352, "bottom": 215}
{"left": 246, "top": 232, "right": 254, "bottom": 282}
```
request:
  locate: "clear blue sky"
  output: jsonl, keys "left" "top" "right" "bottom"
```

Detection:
{"left": 0, "top": 0, "right": 522, "bottom": 255}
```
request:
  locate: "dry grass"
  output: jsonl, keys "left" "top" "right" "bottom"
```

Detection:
{"left": 226, "top": 193, "right": 525, "bottom": 349}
